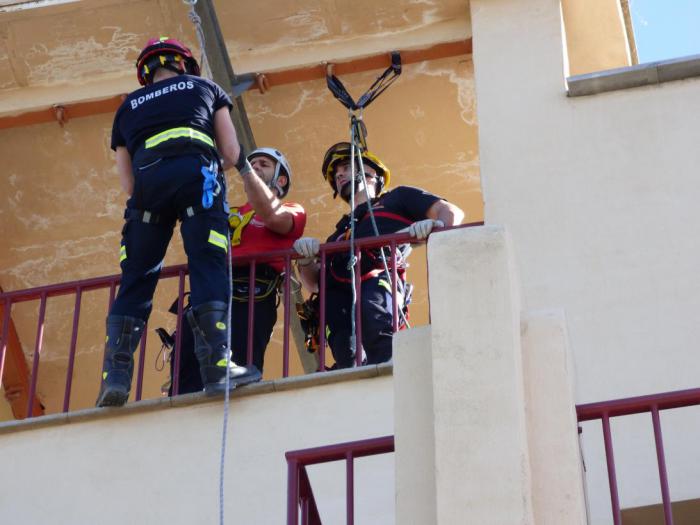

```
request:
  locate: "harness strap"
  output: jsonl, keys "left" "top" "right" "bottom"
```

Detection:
{"left": 177, "top": 204, "right": 207, "bottom": 221}
{"left": 124, "top": 208, "right": 172, "bottom": 225}
{"left": 228, "top": 207, "right": 256, "bottom": 246}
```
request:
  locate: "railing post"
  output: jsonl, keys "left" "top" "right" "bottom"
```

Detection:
{"left": 247, "top": 260, "right": 256, "bottom": 366}
{"left": 318, "top": 251, "right": 327, "bottom": 372}
{"left": 62, "top": 287, "right": 82, "bottom": 412}
{"left": 171, "top": 269, "right": 186, "bottom": 396}
{"left": 26, "top": 292, "right": 47, "bottom": 418}
{"left": 651, "top": 405, "right": 674, "bottom": 525}
{"left": 390, "top": 241, "right": 399, "bottom": 332}
{"left": 287, "top": 458, "right": 300, "bottom": 525}
{"left": 134, "top": 321, "right": 148, "bottom": 401}
{"left": 601, "top": 414, "right": 622, "bottom": 525}
{"left": 283, "top": 255, "right": 291, "bottom": 377}
{"left": 108, "top": 279, "right": 117, "bottom": 309}
{"left": 0, "top": 298, "right": 11, "bottom": 389}
{"left": 346, "top": 451, "right": 355, "bottom": 525}
{"left": 353, "top": 247, "right": 362, "bottom": 367}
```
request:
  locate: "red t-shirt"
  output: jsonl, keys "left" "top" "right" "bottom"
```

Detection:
{"left": 230, "top": 202, "right": 306, "bottom": 273}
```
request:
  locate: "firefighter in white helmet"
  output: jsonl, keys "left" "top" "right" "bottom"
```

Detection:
{"left": 171, "top": 147, "right": 306, "bottom": 393}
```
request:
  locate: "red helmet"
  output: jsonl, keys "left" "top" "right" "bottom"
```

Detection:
{"left": 135, "top": 37, "right": 200, "bottom": 86}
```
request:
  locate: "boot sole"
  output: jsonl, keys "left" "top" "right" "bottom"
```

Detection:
{"left": 204, "top": 373, "right": 262, "bottom": 396}
{"left": 96, "top": 388, "right": 129, "bottom": 407}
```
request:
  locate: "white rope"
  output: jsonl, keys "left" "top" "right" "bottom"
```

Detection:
{"left": 183, "top": 0, "right": 212, "bottom": 79}
{"left": 218, "top": 228, "right": 233, "bottom": 525}
{"left": 351, "top": 114, "right": 411, "bottom": 329}
{"left": 348, "top": 118, "right": 358, "bottom": 363}
{"left": 181, "top": 4, "right": 228, "bottom": 523}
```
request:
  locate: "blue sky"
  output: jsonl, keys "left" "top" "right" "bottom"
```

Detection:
{"left": 630, "top": 0, "right": 700, "bottom": 62}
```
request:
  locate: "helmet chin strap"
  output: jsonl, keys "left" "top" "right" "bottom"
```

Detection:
{"left": 338, "top": 174, "right": 377, "bottom": 203}
{"left": 268, "top": 163, "right": 283, "bottom": 197}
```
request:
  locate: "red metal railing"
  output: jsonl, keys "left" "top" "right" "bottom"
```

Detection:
{"left": 286, "top": 435, "right": 395, "bottom": 525}
{"left": 0, "top": 222, "right": 482, "bottom": 418}
{"left": 577, "top": 387, "right": 700, "bottom": 525}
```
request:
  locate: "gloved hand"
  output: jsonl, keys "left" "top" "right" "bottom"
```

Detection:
{"left": 293, "top": 237, "right": 321, "bottom": 266}
{"left": 234, "top": 143, "right": 249, "bottom": 172}
{"left": 408, "top": 219, "right": 445, "bottom": 240}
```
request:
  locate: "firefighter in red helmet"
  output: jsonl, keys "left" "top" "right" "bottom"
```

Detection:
{"left": 96, "top": 37, "right": 260, "bottom": 407}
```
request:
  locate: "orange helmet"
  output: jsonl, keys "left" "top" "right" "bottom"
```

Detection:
{"left": 135, "top": 37, "right": 200, "bottom": 86}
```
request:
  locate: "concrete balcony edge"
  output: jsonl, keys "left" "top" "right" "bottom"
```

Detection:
{"left": 567, "top": 53, "right": 700, "bottom": 97}
{"left": 0, "top": 363, "right": 393, "bottom": 436}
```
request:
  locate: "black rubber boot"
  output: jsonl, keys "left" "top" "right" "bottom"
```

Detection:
{"left": 186, "top": 301, "right": 261, "bottom": 395}
{"left": 96, "top": 315, "right": 145, "bottom": 407}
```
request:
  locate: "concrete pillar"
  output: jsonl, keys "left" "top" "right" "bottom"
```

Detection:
{"left": 521, "top": 310, "right": 588, "bottom": 524}
{"left": 428, "top": 225, "right": 534, "bottom": 524}
{"left": 394, "top": 326, "right": 436, "bottom": 524}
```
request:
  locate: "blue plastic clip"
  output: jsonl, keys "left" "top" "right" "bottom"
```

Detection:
{"left": 201, "top": 161, "right": 220, "bottom": 209}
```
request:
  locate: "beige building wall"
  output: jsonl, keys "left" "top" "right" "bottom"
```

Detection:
{"left": 561, "top": 0, "right": 632, "bottom": 75}
{"left": 0, "top": 371, "right": 395, "bottom": 524}
{"left": 471, "top": 0, "right": 700, "bottom": 520}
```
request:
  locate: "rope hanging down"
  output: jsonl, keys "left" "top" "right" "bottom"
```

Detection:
{"left": 182, "top": 3, "right": 228, "bottom": 525}
{"left": 183, "top": 0, "right": 212, "bottom": 79}
{"left": 326, "top": 52, "right": 407, "bottom": 361}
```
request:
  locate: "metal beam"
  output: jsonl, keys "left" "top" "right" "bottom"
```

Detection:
{"left": 193, "top": 0, "right": 256, "bottom": 152}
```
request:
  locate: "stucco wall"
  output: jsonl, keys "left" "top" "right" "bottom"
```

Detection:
{"left": 0, "top": 371, "right": 394, "bottom": 524}
{"left": 471, "top": 0, "right": 700, "bottom": 519}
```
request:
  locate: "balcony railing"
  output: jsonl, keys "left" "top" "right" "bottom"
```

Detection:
{"left": 0, "top": 223, "right": 482, "bottom": 418}
{"left": 286, "top": 435, "right": 395, "bottom": 525}
{"left": 577, "top": 387, "right": 700, "bottom": 525}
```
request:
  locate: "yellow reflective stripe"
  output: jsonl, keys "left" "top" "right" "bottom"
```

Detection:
{"left": 145, "top": 127, "right": 214, "bottom": 149}
{"left": 208, "top": 229, "right": 228, "bottom": 251}
{"left": 378, "top": 279, "right": 392, "bottom": 293}
{"left": 216, "top": 358, "right": 229, "bottom": 367}
{"left": 119, "top": 245, "right": 127, "bottom": 262}
{"left": 228, "top": 208, "right": 256, "bottom": 247}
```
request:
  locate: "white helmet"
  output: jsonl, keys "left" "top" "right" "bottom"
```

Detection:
{"left": 247, "top": 147, "right": 292, "bottom": 198}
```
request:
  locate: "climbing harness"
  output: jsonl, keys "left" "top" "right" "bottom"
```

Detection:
{"left": 296, "top": 293, "right": 321, "bottom": 354}
{"left": 228, "top": 207, "right": 256, "bottom": 246}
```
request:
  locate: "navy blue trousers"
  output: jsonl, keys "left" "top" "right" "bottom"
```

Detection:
{"left": 325, "top": 275, "right": 397, "bottom": 368}
{"left": 170, "top": 290, "right": 278, "bottom": 395}
{"left": 110, "top": 155, "right": 229, "bottom": 322}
